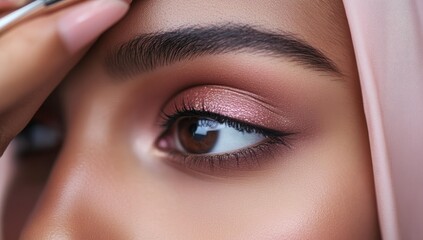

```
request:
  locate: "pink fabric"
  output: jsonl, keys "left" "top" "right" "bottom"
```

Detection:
{"left": 344, "top": 1, "right": 423, "bottom": 239}
{"left": 0, "top": 144, "right": 15, "bottom": 236}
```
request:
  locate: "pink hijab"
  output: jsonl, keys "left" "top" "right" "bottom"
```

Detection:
{"left": 344, "top": 1, "right": 423, "bottom": 239}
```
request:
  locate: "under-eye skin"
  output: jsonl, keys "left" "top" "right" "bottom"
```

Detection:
{"left": 155, "top": 86, "right": 296, "bottom": 175}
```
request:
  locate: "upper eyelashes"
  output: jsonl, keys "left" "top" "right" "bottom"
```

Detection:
{"left": 160, "top": 102, "right": 284, "bottom": 138}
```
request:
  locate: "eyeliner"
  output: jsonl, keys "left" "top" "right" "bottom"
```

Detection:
{"left": 0, "top": 0, "right": 65, "bottom": 33}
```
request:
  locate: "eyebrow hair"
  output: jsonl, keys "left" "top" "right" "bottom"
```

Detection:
{"left": 105, "top": 24, "right": 341, "bottom": 78}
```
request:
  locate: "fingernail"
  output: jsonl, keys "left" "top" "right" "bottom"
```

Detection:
{"left": 58, "top": 0, "right": 129, "bottom": 54}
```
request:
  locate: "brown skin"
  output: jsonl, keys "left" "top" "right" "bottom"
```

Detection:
{"left": 2, "top": 0, "right": 379, "bottom": 239}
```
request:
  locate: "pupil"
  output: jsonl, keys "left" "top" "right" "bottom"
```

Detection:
{"left": 178, "top": 117, "right": 219, "bottom": 154}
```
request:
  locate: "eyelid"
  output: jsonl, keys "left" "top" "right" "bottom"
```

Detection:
{"left": 161, "top": 85, "right": 293, "bottom": 132}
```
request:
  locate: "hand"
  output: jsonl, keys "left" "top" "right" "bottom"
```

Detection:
{"left": 0, "top": 0, "right": 130, "bottom": 155}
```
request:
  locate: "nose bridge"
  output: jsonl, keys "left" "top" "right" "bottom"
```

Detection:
{"left": 16, "top": 68, "right": 153, "bottom": 238}
{"left": 19, "top": 121, "right": 128, "bottom": 239}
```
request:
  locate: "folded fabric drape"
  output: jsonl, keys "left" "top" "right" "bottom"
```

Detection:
{"left": 344, "top": 1, "right": 423, "bottom": 239}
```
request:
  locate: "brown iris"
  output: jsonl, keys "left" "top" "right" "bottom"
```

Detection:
{"left": 177, "top": 117, "right": 219, "bottom": 154}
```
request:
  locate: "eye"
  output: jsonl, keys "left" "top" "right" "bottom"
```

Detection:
{"left": 157, "top": 109, "right": 292, "bottom": 174}
{"left": 15, "top": 120, "right": 62, "bottom": 156}
{"left": 174, "top": 117, "right": 265, "bottom": 155}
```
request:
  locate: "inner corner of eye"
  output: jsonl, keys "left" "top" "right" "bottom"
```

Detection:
{"left": 154, "top": 127, "right": 175, "bottom": 150}
{"left": 157, "top": 138, "right": 169, "bottom": 150}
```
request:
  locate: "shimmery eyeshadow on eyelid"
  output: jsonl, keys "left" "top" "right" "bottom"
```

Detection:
{"left": 163, "top": 86, "right": 293, "bottom": 131}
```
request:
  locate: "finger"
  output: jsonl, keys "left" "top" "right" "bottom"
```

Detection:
{"left": 0, "top": 0, "right": 129, "bottom": 153}
{"left": 0, "top": 0, "right": 27, "bottom": 11}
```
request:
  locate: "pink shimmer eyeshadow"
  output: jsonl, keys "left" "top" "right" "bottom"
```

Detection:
{"left": 163, "top": 85, "right": 292, "bottom": 131}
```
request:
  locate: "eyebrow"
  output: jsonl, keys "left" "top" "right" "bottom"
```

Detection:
{"left": 104, "top": 24, "right": 341, "bottom": 78}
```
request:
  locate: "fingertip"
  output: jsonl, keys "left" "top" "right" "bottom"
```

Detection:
{"left": 57, "top": 0, "right": 129, "bottom": 54}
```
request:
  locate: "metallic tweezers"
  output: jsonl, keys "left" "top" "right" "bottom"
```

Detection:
{"left": 0, "top": 0, "right": 64, "bottom": 33}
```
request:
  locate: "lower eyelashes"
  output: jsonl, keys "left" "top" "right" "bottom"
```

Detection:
{"left": 160, "top": 134, "right": 290, "bottom": 174}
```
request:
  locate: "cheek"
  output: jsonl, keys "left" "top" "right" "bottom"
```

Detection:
{"left": 131, "top": 132, "right": 375, "bottom": 239}
{"left": 141, "top": 150, "right": 375, "bottom": 240}
{"left": 49, "top": 125, "right": 376, "bottom": 240}
{"left": 232, "top": 150, "right": 376, "bottom": 240}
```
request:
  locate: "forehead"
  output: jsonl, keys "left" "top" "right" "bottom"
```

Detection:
{"left": 119, "top": 0, "right": 343, "bottom": 32}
